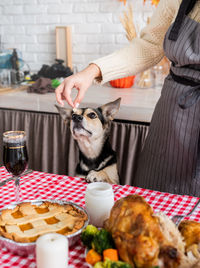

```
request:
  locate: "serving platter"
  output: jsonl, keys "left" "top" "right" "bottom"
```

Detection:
{"left": 0, "top": 199, "right": 89, "bottom": 256}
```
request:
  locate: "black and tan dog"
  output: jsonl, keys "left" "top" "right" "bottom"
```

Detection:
{"left": 55, "top": 98, "right": 121, "bottom": 184}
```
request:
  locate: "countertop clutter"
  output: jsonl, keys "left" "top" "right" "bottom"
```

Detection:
{"left": 0, "top": 83, "right": 161, "bottom": 123}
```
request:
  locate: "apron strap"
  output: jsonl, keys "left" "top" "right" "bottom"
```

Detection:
{"left": 178, "top": 86, "right": 200, "bottom": 109}
{"left": 170, "top": 70, "right": 200, "bottom": 109}
{"left": 168, "top": 0, "right": 197, "bottom": 41}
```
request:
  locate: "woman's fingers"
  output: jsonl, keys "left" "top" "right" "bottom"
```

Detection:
{"left": 56, "top": 80, "right": 86, "bottom": 108}
{"left": 55, "top": 83, "right": 65, "bottom": 106}
{"left": 56, "top": 77, "right": 88, "bottom": 108}
{"left": 55, "top": 64, "right": 99, "bottom": 107}
{"left": 55, "top": 79, "right": 74, "bottom": 108}
{"left": 62, "top": 85, "right": 74, "bottom": 108}
{"left": 73, "top": 88, "right": 86, "bottom": 108}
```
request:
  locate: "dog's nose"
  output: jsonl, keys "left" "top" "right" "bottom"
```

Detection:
{"left": 72, "top": 113, "right": 83, "bottom": 122}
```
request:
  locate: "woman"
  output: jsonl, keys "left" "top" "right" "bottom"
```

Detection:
{"left": 56, "top": 0, "right": 200, "bottom": 196}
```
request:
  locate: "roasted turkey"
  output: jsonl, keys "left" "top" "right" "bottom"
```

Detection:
{"left": 104, "top": 195, "right": 181, "bottom": 268}
{"left": 179, "top": 220, "right": 200, "bottom": 259}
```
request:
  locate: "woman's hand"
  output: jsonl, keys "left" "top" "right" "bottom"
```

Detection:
{"left": 55, "top": 64, "right": 101, "bottom": 108}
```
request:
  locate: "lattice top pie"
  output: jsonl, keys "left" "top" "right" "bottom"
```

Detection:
{"left": 0, "top": 201, "right": 88, "bottom": 243}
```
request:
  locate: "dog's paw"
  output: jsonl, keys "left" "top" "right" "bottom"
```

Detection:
{"left": 85, "top": 170, "right": 104, "bottom": 183}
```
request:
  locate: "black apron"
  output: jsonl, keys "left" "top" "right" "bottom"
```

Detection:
{"left": 134, "top": 0, "right": 200, "bottom": 196}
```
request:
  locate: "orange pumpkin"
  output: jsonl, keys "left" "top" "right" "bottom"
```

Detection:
{"left": 109, "top": 76, "right": 135, "bottom": 88}
{"left": 119, "top": 0, "right": 126, "bottom": 5}
{"left": 143, "top": 0, "right": 160, "bottom": 6}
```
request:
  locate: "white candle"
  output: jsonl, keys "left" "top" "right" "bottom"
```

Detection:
{"left": 85, "top": 182, "right": 114, "bottom": 227}
{"left": 36, "top": 233, "right": 68, "bottom": 268}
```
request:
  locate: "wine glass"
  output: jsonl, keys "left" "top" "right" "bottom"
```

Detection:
{"left": 3, "top": 131, "right": 28, "bottom": 201}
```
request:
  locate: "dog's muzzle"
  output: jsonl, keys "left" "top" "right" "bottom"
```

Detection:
{"left": 72, "top": 113, "right": 83, "bottom": 123}
{"left": 71, "top": 114, "right": 92, "bottom": 136}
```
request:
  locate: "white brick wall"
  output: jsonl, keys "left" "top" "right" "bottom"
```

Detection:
{"left": 0, "top": 0, "right": 154, "bottom": 72}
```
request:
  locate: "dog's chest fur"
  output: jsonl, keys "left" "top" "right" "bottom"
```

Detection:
{"left": 76, "top": 137, "right": 117, "bottom": 176}
{"left": 76, "top": 134, "right": 104, "bottom": 160}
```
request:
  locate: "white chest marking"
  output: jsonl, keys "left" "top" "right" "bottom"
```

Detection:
{"left": 77, "top": 136, "right": 104, "bottom": 159}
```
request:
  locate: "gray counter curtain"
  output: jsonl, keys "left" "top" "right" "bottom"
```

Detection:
{"left": 0, "top": 109, "right": 149, "bottom": 185}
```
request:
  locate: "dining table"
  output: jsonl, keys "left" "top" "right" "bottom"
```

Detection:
{"left": 0, "top": 166, "right": 200, "bottom": 268}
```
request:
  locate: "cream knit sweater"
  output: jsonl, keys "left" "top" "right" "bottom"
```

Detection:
{"left": 92, "top": 0, "right": 200, "bottom": 84}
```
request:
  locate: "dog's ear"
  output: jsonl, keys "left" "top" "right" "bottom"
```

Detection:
{"left": 100, "top": 98, "right": 121, "bottom": 121}
{"left": 55, "top": 105, "right": 72, "bottom": 122}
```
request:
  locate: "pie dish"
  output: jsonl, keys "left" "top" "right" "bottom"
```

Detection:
{"left": 0, "top": 201, "right": 88, "bottom": 243}
{"left": 0, "top": 200, "right": 89, "bottom": 256}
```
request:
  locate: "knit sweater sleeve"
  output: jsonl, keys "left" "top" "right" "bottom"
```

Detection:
{"left": 91, "top": 0, "right": 179, "bottom": 84}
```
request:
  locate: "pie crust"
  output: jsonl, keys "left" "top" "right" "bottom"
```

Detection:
{"left": 0, "top": 201, "right": 88, "bottom": 243}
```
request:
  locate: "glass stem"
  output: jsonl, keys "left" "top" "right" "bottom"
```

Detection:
{"left": 14, "top": 177, "right": 20, "bottom": 202}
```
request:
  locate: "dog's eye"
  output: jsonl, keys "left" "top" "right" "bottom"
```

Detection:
{"left": 87, "top": 112, "right": 97, "bottom": 119}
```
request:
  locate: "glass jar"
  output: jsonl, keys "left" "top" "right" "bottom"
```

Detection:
{"left": 0, "top": 69, "right": 11, "bottom": 87}
{"left": 153, "top": 57, "right": 170, "bottom": 88}
{"left": 135, "top": 68, "right": 155, "bottom": 89}
{"left": 153, "top": 64, "right": 164, "bottom": 88}
{"left": 85, "top": 182, "right": 114, "bottom": 227}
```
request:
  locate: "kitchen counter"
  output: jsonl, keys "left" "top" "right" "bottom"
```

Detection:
{"left": 0, "top": 83, "right": 161, "bottom": 123}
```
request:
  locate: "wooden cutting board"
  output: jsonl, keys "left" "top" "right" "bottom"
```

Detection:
{"left": 0, "top": 85, "right": 28, "bottom": 95}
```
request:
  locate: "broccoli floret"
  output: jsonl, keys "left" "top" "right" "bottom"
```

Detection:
{"left": 104, "top": 260, "right": 132, "bottom": 268}
{"left": 95, "top": 259, "right": 158, "bottom": 268}
{"left": 112, "top": 261, "right": 132, "bottom": 268}
{"left": 80, "top": 224, "right": 99, "bottom": 248}
{"left": 92, "top": 229, "right": 115, "bottom": 254}
{"left": 110, "top": 261, "right": 158, "bottom": 268}
{"left": 98, "top": 260, "right": 131, "bottom": 268}
{"left": 94, "top": 262, "right": 105, "bottom": 268}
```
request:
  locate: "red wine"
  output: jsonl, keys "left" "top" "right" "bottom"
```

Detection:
{"left": 3, "top": 142, "right": 28, "bottom": 176}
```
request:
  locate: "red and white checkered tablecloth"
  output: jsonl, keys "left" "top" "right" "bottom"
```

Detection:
{"left": 0, "top": 166, "right": 199, "bottom": 268}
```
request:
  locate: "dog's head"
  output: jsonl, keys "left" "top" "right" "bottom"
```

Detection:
{"left": 55, "top": 98, "right": 121, "bottom": 141}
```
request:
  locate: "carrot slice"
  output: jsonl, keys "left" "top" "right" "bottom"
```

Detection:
{"left": 86, "top": 249, "right": 102, "bottom": 266}
{"left": 103, "top": 248, "right": 119, "bottom": 261}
